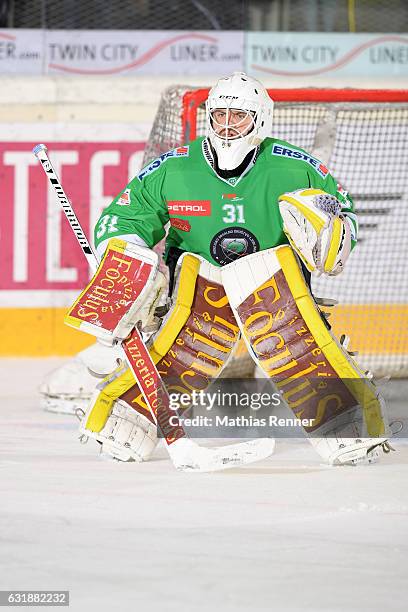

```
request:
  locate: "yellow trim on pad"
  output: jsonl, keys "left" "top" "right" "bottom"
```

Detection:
{"left": 85, "top": 366, "right": 136, "bottom": 432}
{"left": 279, "top": 194, "right": 326, "bottom": 232}
{"left": 299, "top": 189, "right": 325, "bottom": 197}
{"left": 150, "top": 254, "right": 200, "bottom": 363}
{"left": 85, "top": 394, "right": 113, "bottom": 432}
{"left": 109, "top": 238, "right": 128, "bottom": 253}
{"left": 276, "top": 246, "right": 384, "bottom": 435}
{"left": 324, "top": 217, "right": 342, "bottom": 272}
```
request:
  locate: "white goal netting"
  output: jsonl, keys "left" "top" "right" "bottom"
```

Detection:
{"left": 144, "top": 86, "right": 408, "bottom": 378}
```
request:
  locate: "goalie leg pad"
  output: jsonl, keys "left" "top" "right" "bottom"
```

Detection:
{"left": 149, "top": 252, "right": 240, "bottom": 387}
{"left": 79, "top": 253, "right": 242, "bottom": 458}
{"left": 221, "top": 245, "right": 390, "bottom": 465}
{"left": 80, "top": 394, "right": 158, "bottom": 463}
{"left": 79, "top": 361, "right": 158, "bottom": 462}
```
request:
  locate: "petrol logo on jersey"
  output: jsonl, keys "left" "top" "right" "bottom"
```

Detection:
{"left": 210, "top": 227, "right": 259, "bottom": 266}
{"left": 137, "top": 146, "right": 190, "bottom": 181}
{"left": 117, "top": 188, "right": 131, "bottom": 206}
{"left": 167, "top": 200, "right": 211, "bottom": 216}
{"left": 272, "top": 144, "right": 329, "bottom": 178}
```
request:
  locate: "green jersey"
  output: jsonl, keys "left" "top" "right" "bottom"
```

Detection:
{"left": 94, "top": 137, "right": 357, "bottom": 267}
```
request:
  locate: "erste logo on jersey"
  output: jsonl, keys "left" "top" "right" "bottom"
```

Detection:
{"left": 272, "top": 144, "right": 329, "bottom": 178}
{"left": 167, "top": 200, "right": 211, "bottom": 216}
{"left": 138, "top": 146, "right": 189, "bottom": 181}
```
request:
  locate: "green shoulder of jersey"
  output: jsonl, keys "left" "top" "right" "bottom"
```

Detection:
{"left": 255, "top": 137, "right": 356, "bottom": 243}
{"left": 94, "top": 136, "right": 357, "bottom": 258}
{"left": 259, "top": 138, "right": 355, "bottom": 210}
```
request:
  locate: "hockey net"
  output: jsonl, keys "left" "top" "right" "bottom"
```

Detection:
{"left": 143, "top": 86, "right": 408, "bottom": 378}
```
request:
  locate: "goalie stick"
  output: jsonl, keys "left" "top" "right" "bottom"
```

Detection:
{"left": 33, "top": 143, "right": 274, "bottom": 472}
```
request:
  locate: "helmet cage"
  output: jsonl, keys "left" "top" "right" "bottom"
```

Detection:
{"left": 209, "top": 106, "right": 256, "bottom": 145}
{"left": 206, "top": 95, "right": 265, "bottom": 147}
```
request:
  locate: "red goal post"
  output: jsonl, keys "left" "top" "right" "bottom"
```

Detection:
{"left": 144, "top": 86, "right": 408, "bottom": 378}
{"left": 181, "top": 87, "right": 408, "bottom": 142}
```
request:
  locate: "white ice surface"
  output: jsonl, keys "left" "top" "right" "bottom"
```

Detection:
{"left": 1, "top": 359, "right": 408, "bottom": 612}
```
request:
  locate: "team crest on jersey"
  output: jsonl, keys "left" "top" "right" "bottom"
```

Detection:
{"left": 138, "top": 146, "right": 190, "bottom": 181}
{"left": 117, "top": 188, "right": 131, "bottom": 206}
{"left": 272, "top": 144, "right": 329, "bottom": 178}
{"left": 210, "top": 227, "right": 259, "bottom": 266}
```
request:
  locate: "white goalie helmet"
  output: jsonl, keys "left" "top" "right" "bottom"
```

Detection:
{"left": 206, "top": 72, "right": 274, "bottom": 170}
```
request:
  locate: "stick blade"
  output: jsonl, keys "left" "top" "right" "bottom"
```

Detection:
{"left": 170, "top": 438, "right": 275, "bottom": 473}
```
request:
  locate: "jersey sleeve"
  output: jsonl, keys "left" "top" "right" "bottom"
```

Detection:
{"left": 94, "top": 167, "right": 169, "bottom": 251}
{"left": 309, "top": 168, "right": 358, "bottom": 250}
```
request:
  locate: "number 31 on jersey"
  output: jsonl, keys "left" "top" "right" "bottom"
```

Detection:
{"left": 222, "top": 204, "right": 246, "bottom": 224}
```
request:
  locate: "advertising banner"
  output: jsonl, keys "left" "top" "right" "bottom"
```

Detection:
{"left": 0, "top": 136, "right": 149, "bottom": 355}
{"left": 0, "top": 141, "right": 145, "bottom": 306}
{"left": 247, "top": 32, "right": 408, "bottom": 78}
{"left": 0, "top": 29, "right": 43, "bottom": 74}
{"left": 0, "top": 29, "right": 243, "bottom": 75}
{"left": 2, "top": 29, "right": 408, "bottom": 77}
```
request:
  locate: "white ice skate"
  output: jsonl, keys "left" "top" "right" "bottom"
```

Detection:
{"left": 39, "top": 341, "right": 122, "bottom": 415}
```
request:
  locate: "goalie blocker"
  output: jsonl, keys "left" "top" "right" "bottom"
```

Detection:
{"left": 66, "top": 238, "right": 166, "bottom": 344}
